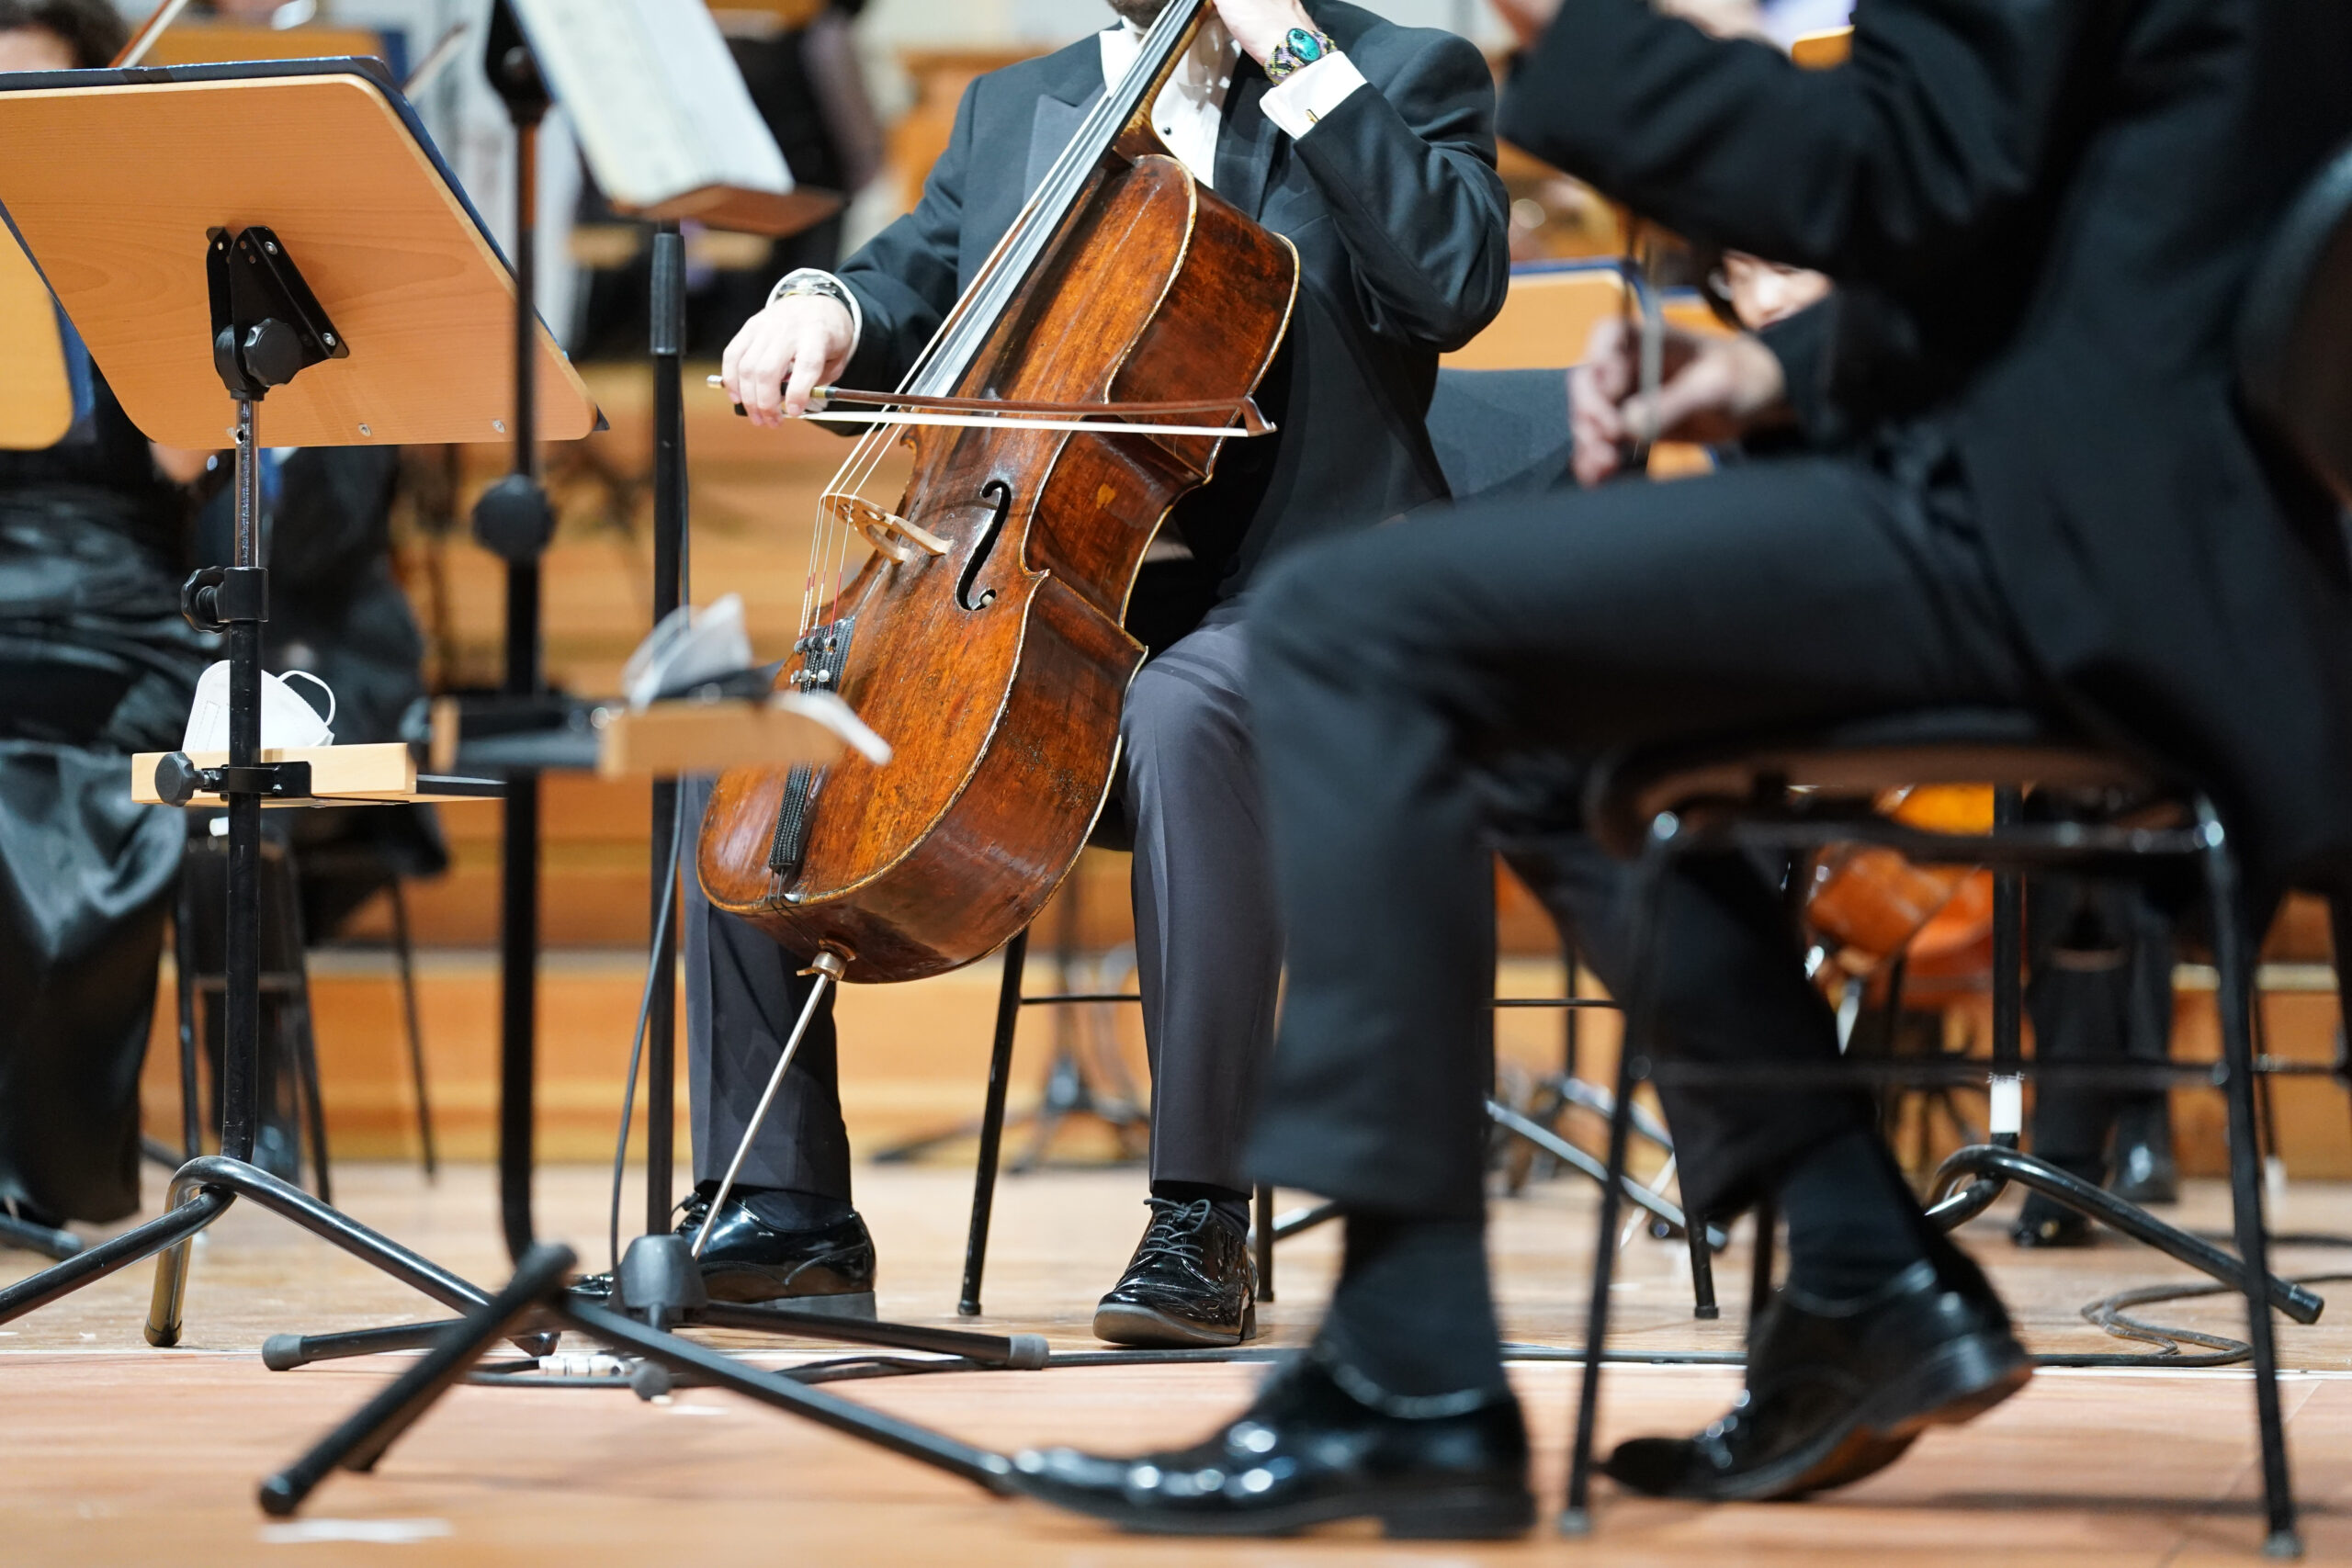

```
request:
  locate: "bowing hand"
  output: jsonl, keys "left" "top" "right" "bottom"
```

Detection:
{"left": 721, "top": 294, "right": 857, "bottom": 429}
{"left": 1569, "top": 315, "right": 1787, "bottom": 488}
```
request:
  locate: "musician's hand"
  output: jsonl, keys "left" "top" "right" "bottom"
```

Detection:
{"left": 1213, "top": 0, "right": 1319, "bottom": 64}
{"left": 1569, "top": 316, "right": 1786, "bottom": 487}
{"left": 721, "top": 294, "right": 856, "bottom": 429}
{"left": 1486, "top": 0, "right": 1561, "bottom": 50}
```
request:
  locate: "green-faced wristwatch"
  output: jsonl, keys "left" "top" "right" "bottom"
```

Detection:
{"left": 1263, "top": 26, "right": 1336, "bottom": 85}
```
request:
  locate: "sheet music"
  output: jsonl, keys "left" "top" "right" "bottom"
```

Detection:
{"left": 508, "top": 0, "right": 793, "bottom": 208}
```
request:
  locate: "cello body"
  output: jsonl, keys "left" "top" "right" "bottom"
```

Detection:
{"left": 698, "top": 100, "right": 1298, "bottom": 983}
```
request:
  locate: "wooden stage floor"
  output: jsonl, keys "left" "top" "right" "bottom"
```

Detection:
{"left": 6, "top": 1162, "right": 2352, "bottom": 1565}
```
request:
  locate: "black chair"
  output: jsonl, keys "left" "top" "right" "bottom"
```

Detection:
{"left": 289, "top": 836, "right": 439, "bottom": 1179}
{"left": 1561, "top": 141, "right": 2352, "bottom": 1553}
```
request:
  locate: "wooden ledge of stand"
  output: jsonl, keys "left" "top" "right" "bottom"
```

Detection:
{"left": 593, "top": 699, "right": 848, "bottom": 778}
{"left": 611, "top": 184, "right": 842, "bottom": 240}
{"left": 426, "top": 695, "right": 852, "bottom": 779}
{"left": 129, "top": 742, "right": 499, "bottom": 807}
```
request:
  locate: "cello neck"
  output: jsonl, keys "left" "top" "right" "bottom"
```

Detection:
{"left": 905, "top": 0, "right": 1210, "bottom": 400}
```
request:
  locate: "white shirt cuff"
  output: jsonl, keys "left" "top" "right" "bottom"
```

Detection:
{"left": 1259, "top": 51, "right": 1366, "bottom": 140}
{"left": 768, "top": 267, "right": 863, "bottom": 361}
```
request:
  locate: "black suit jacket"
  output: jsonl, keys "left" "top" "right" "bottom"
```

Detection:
{"left": 1502, "top": 0, "right": 2352, "bottom": 896}
{"left": 835, "top": 1, "right": 1509, "bottom": 606}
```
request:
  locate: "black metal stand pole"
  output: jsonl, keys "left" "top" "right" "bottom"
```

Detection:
{"left": 644, "top": 220, "right": 685, "bottom": 1235}
{"left": 471, "top": 9, "right": 557, "bottom": 1266}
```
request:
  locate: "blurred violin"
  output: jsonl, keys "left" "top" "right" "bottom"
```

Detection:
{"left": 1804, "top": 785, "right": 1995, "bottom": 977}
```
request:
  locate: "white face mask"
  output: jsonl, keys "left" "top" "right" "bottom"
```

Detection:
{"left": 181, "top": 662, "right": 336, "bottom": 753}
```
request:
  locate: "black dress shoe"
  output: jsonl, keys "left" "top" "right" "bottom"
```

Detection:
{"left": 1093, "top": 1198, "right": 1256, "bottom": 1348}
{"left": 2110, "top": 1131, "right": 2180, "bottom": 1206}
{"left": 575, "top": 1186, "right": 876, "bottom": 1315}
{"left": 1013, "top": 1351, "right": 1534, "bottom": 1538}
{"left": 1605, "top": 1250, "right": 2030, "bottom": 1502}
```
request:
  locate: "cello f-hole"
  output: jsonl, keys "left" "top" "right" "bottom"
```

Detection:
{"left": 958, "top": 479, "right": 1014, "bottom": 611}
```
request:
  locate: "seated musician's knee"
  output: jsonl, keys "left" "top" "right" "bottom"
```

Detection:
{"left": 1251, "top": 538, "right": 1407, "bottom": 683}
{"left": 1122, "top": 652, "right": 1234, "bottom": 771}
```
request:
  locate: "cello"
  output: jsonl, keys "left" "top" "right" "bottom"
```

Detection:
{"left": 696, "top": 0, "right": 1299, "bottom": 987}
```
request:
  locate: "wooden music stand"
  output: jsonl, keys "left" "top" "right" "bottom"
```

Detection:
{"left": 0, "top": 58, "right": 597, "bottom": 1349}
{"left": 0, "top": 231, "right": 73, "bottom": 451}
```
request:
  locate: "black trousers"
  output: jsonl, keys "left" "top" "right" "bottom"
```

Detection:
{"left": 1247, "top": 448, "right": 2047, "bottom": 1223}
{"left": 680, "top": 773, "right": 850, "bottom": 1199}
{"left": 2025, "top": 874, "right": 2176, "bottom": 1175}
{"left": 681, "top": 607, "right": 1283, "bottom": 1200}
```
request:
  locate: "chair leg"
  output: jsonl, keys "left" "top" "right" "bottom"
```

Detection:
{"left": 1686, "top": 1201, "right": 1719, "bottom": 1320}
{"left": 389, "top": 880, "right": 437, "bottom": 1179}
{"left": 1253, "top": 1182, "right": 1275, "bottom": 1304}
{"left": 2200, "top": 803, "right": 2299, "bottom": 1558}
{"left": 289, "top": 990, "right": 332, "bottom": 1208}
{"left": 959, "top": 929, "right": 1027, "bottom": 1317}
{"left": 2326, "top": 897, "right": 2352, "bottom": 1170}
{"left": 1988, "top": 789, "right": 2025, "bottom": 1152}
{"left": 174, "top": 875, "right": 203, "bottom": 1163}
{"left": 272, "top": 853, "right": 331, "bottom": 1207}
{"left": 1563, "top": 832, "right": 1671, "bottom": 1536}
{"left": 1748, "top": 1194, "right": 1777, "bottom": 1325}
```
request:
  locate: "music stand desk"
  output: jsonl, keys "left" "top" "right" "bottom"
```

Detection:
{"left": 0, "top": 58, "right": 588, "bottom": 1350}
{"left": 0, "top": 59, "right": 596, "bottom": 449}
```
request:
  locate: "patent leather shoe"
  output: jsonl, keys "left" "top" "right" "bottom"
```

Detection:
{"left": 574, "top": 1185, "right": 876, "bottom": 1315}
{"left": 1605, "top": 1249, "right": 2030, "bottom": 1501}
{"left": 1013, "top": 1350, "right": 1534, "bottom": 1537}
{"left": 1093, "top": 1197, "right": 1256, "bottom": 1348}
{"left": 2110, "top": 1126, "right": 2180, "bottom": 1206}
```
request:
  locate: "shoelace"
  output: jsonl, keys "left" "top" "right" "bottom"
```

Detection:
{"left": 1129, "top": 1196, "right": 1219, "bottom": 1275}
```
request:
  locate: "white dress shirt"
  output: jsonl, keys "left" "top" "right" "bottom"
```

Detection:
{"left": 1098, "top": 15, "right": 1368, "bottom": 181}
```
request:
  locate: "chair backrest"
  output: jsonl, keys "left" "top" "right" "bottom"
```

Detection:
{"left": 2237, "top": 138, "right": 2352, "bottom": 506}
{"left": 1789, "top": 28, "right": 1853, "bottom": 69}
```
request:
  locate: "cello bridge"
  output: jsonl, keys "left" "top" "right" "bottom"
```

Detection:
{"left": 825, "top": 491, "right": 951, "bottom": 564}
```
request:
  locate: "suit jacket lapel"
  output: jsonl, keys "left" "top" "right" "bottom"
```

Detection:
{"left": 1025, "top": 48, "right": 1106, "bottom": 199}
{"left": 1215, "top": 61, "right": 1281, "bottom": 220}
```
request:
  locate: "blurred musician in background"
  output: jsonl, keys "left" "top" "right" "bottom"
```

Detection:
{"left": 0, "top": 0, "right": 212, "bottom": 1239}
{"left": 1012, "top": 0, "right": 2352, "bottom": 1535}
{"left": 680, "top": 0, "right": 1509, "bottom": 1342}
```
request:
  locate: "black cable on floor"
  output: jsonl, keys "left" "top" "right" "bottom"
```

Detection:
{"left": 605, "top": 811, "right": 685, "bottom": 1279}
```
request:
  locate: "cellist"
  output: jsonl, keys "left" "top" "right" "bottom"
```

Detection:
{"left": 678, "top": 0, "right": 1508, "bottom": 1343}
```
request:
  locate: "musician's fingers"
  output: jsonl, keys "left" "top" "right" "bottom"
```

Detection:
{"left": 740, "top": 333, "right": 792, "bottom": 427}
{"left": 782, "top": 332, "right": 827, "bottom": 420}
{"left": 1627, "top": 358, "right": 1740, "bottom": 448}
{"left": 1570, "top": 381, "right": 1623, "bottom": 488}
{"left": 719, "top": 324, "right": 747, "bottom": 407}
{"left": 1568, "top": 361, "right": 1624, "bottom": 449}
{"left": 1572, "top": 426, "right": 1622, "bottom": 488}
{"left": 1579, "top": 315, "right": 1634, "bottom": 400}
